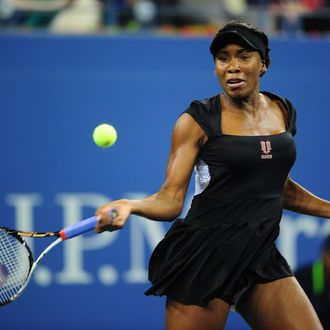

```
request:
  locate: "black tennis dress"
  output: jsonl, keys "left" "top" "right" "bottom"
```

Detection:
{"left": 145, "top": 91, "right": 297, "bottom": 307}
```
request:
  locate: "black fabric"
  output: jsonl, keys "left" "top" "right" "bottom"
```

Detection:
{"left": 182, "top": 92, "right": 297, "bottom": 201}
{"left": 145, "top": 92, "right": 297, "bottom": 306}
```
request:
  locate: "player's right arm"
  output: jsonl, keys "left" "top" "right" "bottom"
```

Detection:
{"left": 95, "top": 113, "right": 206, "bottom": 233}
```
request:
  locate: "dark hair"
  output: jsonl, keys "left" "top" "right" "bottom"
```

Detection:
{"left": 213, "top": 21, "right": 271, "bottom": 70}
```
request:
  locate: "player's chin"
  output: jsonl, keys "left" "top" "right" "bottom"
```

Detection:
{"left": 226, "top": 88, "right": 248, "bottom": 100}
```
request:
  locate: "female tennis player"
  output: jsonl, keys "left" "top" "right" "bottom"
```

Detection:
{"left": 95, "top": 21, "right": 329, "bottom": 329}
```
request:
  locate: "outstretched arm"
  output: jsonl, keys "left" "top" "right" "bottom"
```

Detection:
{"left": 283, "top": 176, "right": 330, "bottom": 218}
{"left": 95, "top": 113, "right": 206, "bottom": 232}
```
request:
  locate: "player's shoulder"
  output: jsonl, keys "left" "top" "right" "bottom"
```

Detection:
{"left": 262, "top": 91, "right": 297, "bottom": 136}
{"left": 261, "top": 91, "right": 295, "bottom": 111}
{"left": 188, "top": 94, "right": 219, "bottom": 109}
{"left": 182, "top": 95, "right": 221, "bottom": 138}
{"left": 185, "top": 94, "right": 220, "bottom": 118}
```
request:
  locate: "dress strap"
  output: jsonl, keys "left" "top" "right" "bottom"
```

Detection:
{"left": 183, "top": 95, "right": 221, "bottom": 138}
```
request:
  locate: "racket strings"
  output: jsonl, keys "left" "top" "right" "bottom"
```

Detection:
{"left": 0, "top": 230, "right": 31, "bottom": 305}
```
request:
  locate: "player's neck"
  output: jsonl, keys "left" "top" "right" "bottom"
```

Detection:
{"left": 221, "top": 91, "right": 265, "bottom": 116}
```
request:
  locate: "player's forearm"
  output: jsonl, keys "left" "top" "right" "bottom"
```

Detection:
{"left": 283, "top": 178, "right": 330, "bottom": 218}
{"left": 129, "top": 190, "right": 184, "bottom": 221}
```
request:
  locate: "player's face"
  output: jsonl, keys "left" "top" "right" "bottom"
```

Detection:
{"left": 214, "top": 44, "right": 266, "bottom": 99}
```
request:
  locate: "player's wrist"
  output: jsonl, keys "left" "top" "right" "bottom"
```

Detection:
{"left": 127, "top": 200, "right": 142, "bottom": 215}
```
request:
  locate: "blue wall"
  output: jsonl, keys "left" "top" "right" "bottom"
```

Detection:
{"left": 0, "top": 34, "right": 329, "bottom": 329}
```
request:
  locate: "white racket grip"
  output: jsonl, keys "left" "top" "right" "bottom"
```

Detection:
{"left": 59, "top": 216, "right": 98, "bottom": 240}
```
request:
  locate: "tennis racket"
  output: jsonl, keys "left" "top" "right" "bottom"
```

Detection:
{"left": 0, "top": 209, "right": 116, "bottom": 307}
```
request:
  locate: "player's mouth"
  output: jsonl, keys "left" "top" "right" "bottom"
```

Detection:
{"left": 226, "top": 78, "right": 244, "bottom": 88}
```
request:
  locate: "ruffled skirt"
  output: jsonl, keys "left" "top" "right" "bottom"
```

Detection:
{"left": 145, "top": 197, "right": 293, "bottom": 307}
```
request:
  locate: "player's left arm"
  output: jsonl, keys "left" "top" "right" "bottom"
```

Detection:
{"left": 283, "top": 175, "right": 330, "bottom": 218}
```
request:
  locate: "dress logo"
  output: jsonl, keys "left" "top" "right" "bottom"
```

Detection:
{"left": 260, "top": 140, "right": 272, "bottom": 159}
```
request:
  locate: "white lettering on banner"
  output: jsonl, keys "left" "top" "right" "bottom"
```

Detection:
{"left": 55, "top": 193, "right": 119, "bottom": 285}
{"left": 123, "top": 192, "right": 167, "bottom": 283}
{"left": 5, "top": 194, "right": 54, "bottom": 286}
{"left": 6, "top": 193, "right": 42, "bottom": 254}
{"left": 123, "top": 214, "right": 165, "bottom": 283}
{"left": 279, "top": 214, "right": 319, "bottom": 270}
{"left": 181, "top": 194, "right": 193, "bottom": 218}
{"left": 4, "top": 193, "right": 329, "bottom": 287}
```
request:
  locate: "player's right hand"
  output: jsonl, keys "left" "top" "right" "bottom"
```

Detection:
{"left": 95, "top": 200, "right": 132, "bottom": 233}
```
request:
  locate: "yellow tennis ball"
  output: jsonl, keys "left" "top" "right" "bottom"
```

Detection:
{"left": 93, "top": 123, "right": 117, "bottom": 148}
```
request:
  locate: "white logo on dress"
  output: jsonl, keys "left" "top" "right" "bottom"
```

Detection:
{"left": 260, "top": 140, "right": 272, "bottom": 159}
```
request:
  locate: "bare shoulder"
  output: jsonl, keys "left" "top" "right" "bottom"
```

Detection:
{"left": 174, "top": 113, "right": 208, "bottom": 147}
{"left": 263, "top": 93, "right": 289, "bottom": 126}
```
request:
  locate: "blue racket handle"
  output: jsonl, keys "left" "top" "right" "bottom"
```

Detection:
{"left": 59, "top": 216, "right": 98, "bottom": 240}
{"left": 59, "top": 209, "right": 117, "bottom": 240}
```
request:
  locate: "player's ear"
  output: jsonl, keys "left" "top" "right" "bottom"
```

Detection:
{"left": 260, "top": 62, "right": 267, "bottom": 76}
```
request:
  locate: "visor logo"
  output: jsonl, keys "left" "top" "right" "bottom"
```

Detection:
{"left": 260, "top": 140, "right": 272, "bottom": 159}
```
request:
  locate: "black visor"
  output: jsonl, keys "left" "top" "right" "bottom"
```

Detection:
{"left": 210, "top": 27, "right": 266, "bottom": 61}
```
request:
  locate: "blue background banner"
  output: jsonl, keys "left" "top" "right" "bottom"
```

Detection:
{"left": 0, "top": 34, "right": 329, "bottom": 329}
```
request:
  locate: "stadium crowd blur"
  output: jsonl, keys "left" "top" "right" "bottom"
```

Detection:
{"left": 0, "top": 0, "right": 330, "bottom": 36}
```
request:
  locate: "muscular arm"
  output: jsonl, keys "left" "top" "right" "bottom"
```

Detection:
{"left": 128, "top": 113, "right": 206, "bottom": 220}
{"left": 95, "top": 113, "right": 206, "bottom": 231}
{"left": 283, "top": 176, "right": 330, "bottom": 218}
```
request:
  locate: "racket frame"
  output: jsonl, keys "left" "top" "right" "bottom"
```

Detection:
{"left": 0, "top": 228, "right": 34, "bottom": 306}
{"left": 0, "top": 209, "right": 116, "bottom": 306}
{"left": 12, "top": 237, "right": 63, "bottom": 304}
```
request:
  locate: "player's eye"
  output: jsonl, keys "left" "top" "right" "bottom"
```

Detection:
{"left": 239, "top": 53, "right": 251, "bottom": 60}
{"left": 216, "top": 55, "right": 229, "bottom": 62}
